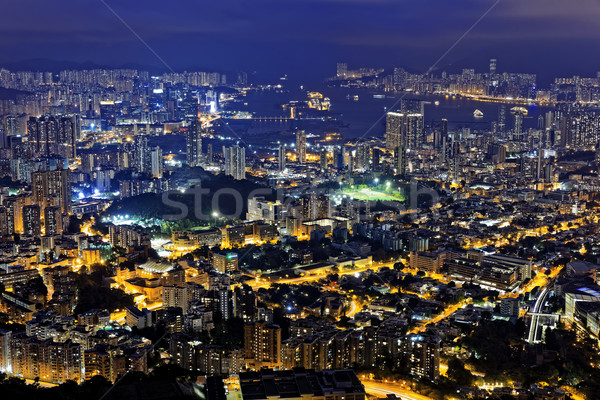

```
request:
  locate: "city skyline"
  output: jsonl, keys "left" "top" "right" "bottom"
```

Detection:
{"left": 1, "top": 0, "right": 600, "bottom": 83}
{"left": 1, "top": 2, "right": 600, "bottom": 400}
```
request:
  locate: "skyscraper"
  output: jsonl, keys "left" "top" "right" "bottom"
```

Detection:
{"left": 489, "top": 58, "right": 497, "bottom": 75}
{"left": 296, "top": 130, "right": 307, "bottom": 164}
{"left": 27, "top": 115, "right": 77, "bottom": 158}
{"left": 150, "top": 146, "right": 163, "bottom": 178}
{"left": 186, "top": 119, "right": 203, "bottom": 167}
{"left": 133, "top": 135, "right": 151, "bottom": 174}
{"left": 244, "top": 321, "right": 281, "bottom": 369}
{"left": 355, "top": 143, "right": 371, "bottom": 171}
{"left": 336, "top": 63, "right": 348, "bottom": 78}
{"left": 224, "top": 144, "right": 246, "bottom": 180}
{"left": 44, "top": 205, "right": 63, "bottom": 236}
{"left": 386, "top": 109, "right": 423, "bottom": 175}
{"left": 278, "top": 144, "right": 286, "bottom": 172}
{"left": 498, "top": 105, "right": 506, "bottom": 135}
{"left": 319, "top": 148, "right": 328, "bottom": 171}
{"left": 31, "top": 166, "right": 71, "bottom": 214}
{"left": 22, "top": 205, "right": 41, "bottom": 237}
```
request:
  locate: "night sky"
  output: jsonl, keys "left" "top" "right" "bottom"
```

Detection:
{"left": 2, "top": 0, "right": 600, "bottom": 83}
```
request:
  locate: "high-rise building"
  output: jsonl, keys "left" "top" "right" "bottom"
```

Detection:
{"left": 336, "top": 63, "right": 348, "bottom": 78}
{"left": 244, "top": 321, "right": 281, "bottom": 369}
{"left": 26, "top": 115, "right": 77, "bottom": 158}
{"left": 10, "top": 334, "right": 83, "bottom": 383}
{"left": 278, "top": 144, "right": 286, "bottom": 172}
{"left": 162, "top": 285, "right": 191, "bottom": 314}
{"left": 0, "top": 330, "right": 10, "bottom": 373}
{"left": 489, "top": 58, "right": 497, "bottom": 75}
{"left": 211, "top": 252, "right": 239, "bottom": 274}
{"left": 498, "top": 105, "right": 506, "bottom": 135}
{"left": 44, "top": 205, "right": 62, "bottom": 236}
{"left": 372, "top": 147, "right": 382, "bottom": 171}
{"left": 31, "top": 166, "right": 71, "bottom": 214}
{"left": 355, "top": 143, "right": 371, "bottom": 171}
{"left": 385, "top": 110, "right": 423, "bottom": 175}
{"left": 186, "top": 119, "right": 203, "bottom": 167}
{"left": 207, "top": 143, "right": 213, "bottom": 164}
{"left": 22, "top": 204, "right": 41, "bottom": 237}
{"left": 84, "top": 347, "right": 127, "bottom": 383}
{"left": 512, "top": 107, "right": 526, "bottom": 136}
{"left": 296, "top": 130, "right": 307, "bottom": 164}
{"left": 224, "top": 144, "right": 246, "bottom": 180}
{"left": 559, "top": 110, "right": 600, "bottom": 149}
{"left": 133, "top": 135, "right": 151, "bottom": 174}
{"left": 403, "top": 334, "right": 440, "bottom": 381}
{"left": 150, "top": 146, "right": 163, "bottom": 178}
{"left": 319, "top": 148, "right": 328, "bottom": 171}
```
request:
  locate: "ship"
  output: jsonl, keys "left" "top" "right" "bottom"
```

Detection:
{"left": 473, "top": 109, "right": 484, "bottom": 118}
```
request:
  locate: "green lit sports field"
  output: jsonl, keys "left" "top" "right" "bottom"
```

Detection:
{"left": 342, "top": 187, "right": 405, "bottom": 202}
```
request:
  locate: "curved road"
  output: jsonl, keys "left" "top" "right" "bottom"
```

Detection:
{"left": 527, "top": 280, "right": 554, "bottom": 343}
{"left": 363, "top": 381, "right": 433, "bottom": 400}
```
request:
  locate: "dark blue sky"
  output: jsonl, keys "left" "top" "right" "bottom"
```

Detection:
{"left": 2, "top": 0, "right": 600, "bottom": 83}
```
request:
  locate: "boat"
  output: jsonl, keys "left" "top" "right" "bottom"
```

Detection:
{"left": 473, "top": 109, "right": 484, "bottom": 118}
{"left": 434, "top": 100, "right": 440, "bottom": 106}
{"left": 353, "top": 95, "right": 359, "bottom": 101}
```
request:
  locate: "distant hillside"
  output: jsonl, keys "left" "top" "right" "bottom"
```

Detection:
{"left": 0, "top": 58, "right": 154, "bottom": 73}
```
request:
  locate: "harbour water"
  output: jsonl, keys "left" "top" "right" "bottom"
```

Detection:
{"left": 223, "top": 84, "right": 554, "bottom": 142}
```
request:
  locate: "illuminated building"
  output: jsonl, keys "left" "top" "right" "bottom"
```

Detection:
{"left": 233, "top": 285, "right": 257, "bottom": 322}
{"left": 10, "top": 334, "right": 83, "bottom": 383}
{"left": 186, "top": 118, "right": 203, "bottom": 167}
{"left": 489, "top": 58, "right": 497, "bottom": 75}
{"left": 162, "top": 285, "right": 192, "bottom": 313}
{"left": 44, "top": 205, "right": 62, "bottom": 235}
{"left": 296, "top": 130, "right": 307, "bottom": 164}
{"left": 26, "top": 115, "right": 77, "bottom": 158}
{"left": 171, "top": 228, "right": 223, "bottom": 250}
{"left": 500, "top": 298, "right": 520, "bottom": 317}
{"left": 336, "top": 62, "right": 348, "bottom": 78}
{"left": 355, "top": 143, "right": 370, "bottom": 171}
{"left": 278, "top": 143, "right": 286, "bottom": 171}
{"left": 133, "top": 135, "right": 151, "bottom": 174}
{"left": 409, "top": 249, "right": 461, "bottom": 274}
{"left": 244, "top": 321, "right": 281, "bottom": 369}
{"left": 0, "top": 330, "right": 10, "bottom": 373}
{"left": 109, "top": 225, "right": 151, "bottom": 249}
{"left": 84, "top": 347, "right": 127, "bottom": 382}
{"left": 210, "top": 252, "right": 238, "bottom": 274}
{"left": 385, "top": 109, "right": 423, "bottom": 174}
{"left": 403, "top": 334, "right": 440, "bottom": 381}
{"left": 224, "top": 144, "right": 246, "bottom": 180}
{"left": 125, "top": 306, "right": 153, "bottom": 329}
{"left": 169, "top": 334, "right": 244, "bottom": 375}
{"left": 247, "top": 197, "right": 284, "bottom": 222}
{"left": 319, "top": 147, "right": 328, "bottom": 171}
{"left": 150, "top": 146, "right": 163, "bottom": 178}
{"left": 31, "top": 165, "right": 71, "bottom": 214}
{"left": 22, "top": 204, "right": 41, "bottom": 237}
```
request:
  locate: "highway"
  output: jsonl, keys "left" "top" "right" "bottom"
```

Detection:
{"left": 527, "top": 284, "right": 552, "bottom": 343}
{"left": 362, "top": 380, "right": 433, "bottom": 400}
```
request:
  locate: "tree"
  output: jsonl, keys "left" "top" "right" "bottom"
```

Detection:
{"left": 447, "top": 357, "right": 474, "bottom": 386}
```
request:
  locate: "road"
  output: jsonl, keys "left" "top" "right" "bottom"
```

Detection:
{"left": 527, "top": 283, "right": 552, "bottom": 343}
{"left": 362, "top": 381, "right": 433, "bottom": 400}
{"left": 345, "top": 299, "right": 361, "bottom": 318}
{"left": 246, "top": 263, "right": 389, "bottom": 290}
{"left": 24, "top": 379, "right": 58, "bottom": 388}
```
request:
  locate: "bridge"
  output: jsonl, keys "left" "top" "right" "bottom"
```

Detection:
{"left": 527, "top": 280, "right": 560, "bottom": 343}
